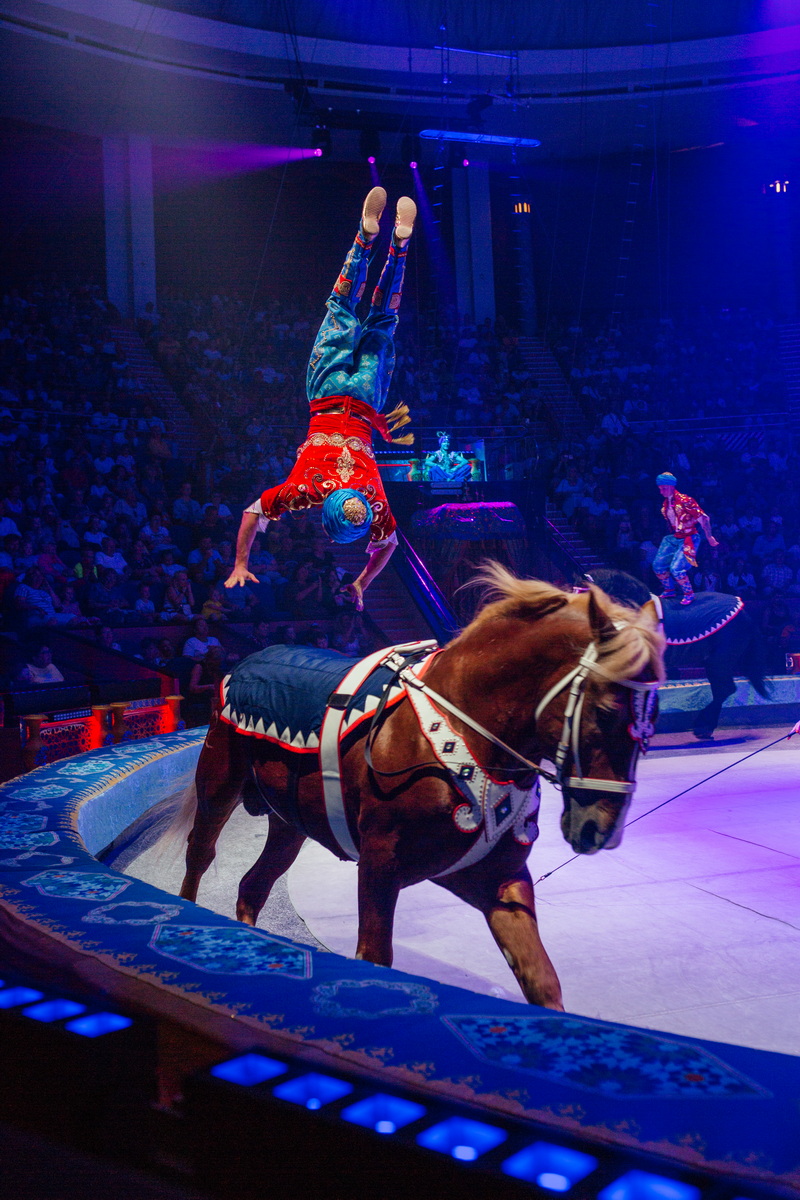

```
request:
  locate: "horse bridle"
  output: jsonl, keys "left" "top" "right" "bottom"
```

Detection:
{"left": 368, "top": 640, "right": 659, "bottom": 798}
{"left": 531, "top": 641, "right": 659, "bottom": 795}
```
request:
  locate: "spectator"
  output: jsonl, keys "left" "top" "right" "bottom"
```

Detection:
{"left": 60, "top": 582, "right": 90, "bottom": 625}
{"left": 128, "top": 539, "right": 159, "bottom": 583}
{"left": 83, "top": 514, "right": 105, "bottom": 547}
{"left": 88, "top": 568, "right": 130, "bottom": 620}
{"left": 134, "top": 582, "right": 156, "bottom": 620}
{"left": 182, "top": 616, "right": 222, "bottom": 660}
{"left": 752, "top": 521, "right": 785, "bottom": 563}
{"left": 18, "top": 642, "right": 65, "bottom": 685}
{"left": 96, "top": 624, "right": 122, "bottom": 652}
{"left": 172, "top": 482, "right": 202, "bottom": 525}
{"left": 72, "top": 546, "right": 99, "bottom": 590}
{"left": 37, "top": 540, "right": 69, "bottom": 587}
{"left": 136, "top": 636, "right": 165, "bottom": 669}
{"left": 247, "top": 618, "right": 272, "bottom": 653}
{"left": 726, "top": 557, "right": 757, "bottom": 599}
{"left": 95, "top": 536, "right": 128, "bottom": 575}
{"left": 761, "top": 550, "right": 794, "bottom": 596}
{"left": 15, "top": 567, "right": 74, "bottom": 627}
{"left": 185, "top": 645, "right": 226, "bottom": 725}
{"left": 187, "top": 534, "right": 222, "bottom": 582}
{"left": 284, "top": 562, "right": 326, "bottom": 620}
{"left": 157, "top": 548, "right": 185, "bottom": 579}
{"left": 161, "top": 570, "right": 195, "bottom": 622}
{"left": 201, "top": 585, "right": 233, "bottom": 623}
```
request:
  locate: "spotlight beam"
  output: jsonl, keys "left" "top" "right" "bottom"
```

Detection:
{"left": 155, "top": 143, "right": 321, "bottom": 188}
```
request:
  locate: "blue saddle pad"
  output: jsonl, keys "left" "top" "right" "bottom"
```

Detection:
{"left": 220, "top": 645, "right": 401, "bottom": 751}
{"left": 663, "top": 592, "right": 743, "bottom": 645}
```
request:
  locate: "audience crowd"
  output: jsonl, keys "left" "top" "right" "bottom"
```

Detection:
{"left": 1, "top": 275, "right": 798, "bottom": 692}
{"left": 545, "top": 310, "right": 797, "bottom": 668}
{"left": 0, "top": 278, "right": 374, "bottom": 703}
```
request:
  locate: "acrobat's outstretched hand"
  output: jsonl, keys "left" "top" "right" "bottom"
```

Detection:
{"left": 344, "top": 579, "right": 364, "bottom": 612}
{"left": 224, "top": 565, "right": 259, "bottom": 589}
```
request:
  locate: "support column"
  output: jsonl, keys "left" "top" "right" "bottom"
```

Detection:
{"left": 509, "top": 174, "right": 537, "bottom": 336}
{"left": 102, "top": 135, "right": 157, "bottom": 319}
{"left": 451, "top": 163, "right": 495, "bottom": 324}
{"left": 102, "top": 136, "right": 131, "bottom": 318}
{"left": 128, "top": 136, "right": 157, "bottom": 318}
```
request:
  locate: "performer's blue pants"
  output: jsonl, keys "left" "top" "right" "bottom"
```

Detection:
{"left": 653, "top": 534, "right": 700, "bottom": 581}
{"left": 306, "top": 231, "right": 408, "bottom": 412}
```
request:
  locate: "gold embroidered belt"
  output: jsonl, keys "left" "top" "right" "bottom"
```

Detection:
{"left": 297, "top": 432, "right": 375, "bottom": 485}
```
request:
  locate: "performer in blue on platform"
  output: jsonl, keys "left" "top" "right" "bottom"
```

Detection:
{"left": 653, "top": 472, "right": 718, "bottom": 606}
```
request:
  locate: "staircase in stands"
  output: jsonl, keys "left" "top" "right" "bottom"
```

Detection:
{"left": 516, "top": 335, "right": 587, "bottom": 438}
{"left": 328, "top": 539, "right": 435, "bottom": 646}
{"left": 545, "top": 501, "right": 607, "bottom": 576}
{"left": 108, "top": 325, "right": 201, "bottom": 462}
{"left": 778, "top": 323, "right": 800, "bottom": 428}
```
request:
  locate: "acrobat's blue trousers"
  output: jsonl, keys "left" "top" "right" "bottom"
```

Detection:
{"left": 306, "top": 230, "right": 408, "bottom": 413}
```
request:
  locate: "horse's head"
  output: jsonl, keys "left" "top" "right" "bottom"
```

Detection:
{"left": 543, "top": 588, "right": 664, "bottom": 854}
{"left": 461, "top": 566, "right": 665, "bottom": 856}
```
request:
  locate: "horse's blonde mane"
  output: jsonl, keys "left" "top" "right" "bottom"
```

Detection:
{"left": 464, "top": 562, "right": 665, "bottom": 685}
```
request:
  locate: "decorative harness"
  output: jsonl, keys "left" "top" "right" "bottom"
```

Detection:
{"left": 318, "top": 633, "right": 660, "bottom": 874}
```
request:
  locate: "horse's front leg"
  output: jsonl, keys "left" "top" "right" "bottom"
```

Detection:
{"left": 355, "top": 838, "right": 400, "bottom": 966}
{"left": 435, "top": 865, "right": 564, "bottom": 1010}
{"left": 488, "top": 871, "right": 563, "bottom": 1010}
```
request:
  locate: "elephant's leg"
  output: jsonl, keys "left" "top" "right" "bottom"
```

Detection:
{"left": 434, "top": 864, "right": 564, "bottom": 1010}
{"left": 237, "top": 818, "right": 306, "bottom": 926}
{"left": 694, "top": 664, "right": 736, "bottom": 738}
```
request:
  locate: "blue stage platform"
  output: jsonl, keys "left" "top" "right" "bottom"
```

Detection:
{"left": 658, "top": 674, "right": 800, "bottom": 732}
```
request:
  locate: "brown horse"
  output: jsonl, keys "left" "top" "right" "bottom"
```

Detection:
{"left": 175, "top": 567, "right": 664, "bottom": 1010}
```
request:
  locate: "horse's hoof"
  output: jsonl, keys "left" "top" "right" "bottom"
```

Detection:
{"left": 692, "top": 729, "right": 714, "bottom": 741}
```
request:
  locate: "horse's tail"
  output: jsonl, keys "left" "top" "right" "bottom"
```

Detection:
{"left": 739, "top": 608, "right": 771, "bottom": 699}
{"left": 152, "top": 773, "right": 200, "bottom": 861}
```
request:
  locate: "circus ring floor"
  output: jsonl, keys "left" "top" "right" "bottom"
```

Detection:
{"left": 130, "top": 726, "right": 800, "bottom": 1060}
{"left": 1, "top": 727, "right": 799, "bottom": 1193}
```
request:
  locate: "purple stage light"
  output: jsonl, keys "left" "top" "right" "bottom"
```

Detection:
{"left": 154, "top": 143, "right": 320, "bottom": 190}
{"left": 410, "top": 161, "right": 418, "bottom": 170}
{"left": 314, "top": 148, "right": 323, "bottom": 157}
{"left": 368, "top": 155, "right": 376, "bottom": 164}
{"left": 463, "top": 158, "right": 470, "bottom": 167}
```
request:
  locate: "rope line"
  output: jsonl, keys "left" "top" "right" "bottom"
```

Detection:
{"left": 533, "top": 732, "right": 791, "bottom": 885}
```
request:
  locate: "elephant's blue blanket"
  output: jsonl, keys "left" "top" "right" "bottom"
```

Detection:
{"left": 219, "top": 645, "right": 402, "bottom": 752}
{"left": 663, "top": 592, "right": 743, "bottom": 645}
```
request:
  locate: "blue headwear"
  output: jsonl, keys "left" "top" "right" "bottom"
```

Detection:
{"left": 656, "top": 472, "right": 677, "bottom": 487}
{"left": 321, "top": 489, "right": 373, "bottom": 544}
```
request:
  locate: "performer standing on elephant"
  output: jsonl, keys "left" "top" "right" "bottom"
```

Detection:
{"left": 226, "top": 186, "right": 416, "bottom": 610}
{"left": 653, "top": 471, "right": 718, "bottom": 605}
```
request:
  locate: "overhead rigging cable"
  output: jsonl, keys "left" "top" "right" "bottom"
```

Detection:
{"left": 231, "top": 0, "right": 316, "bottom": 364}
{"left": 651, "top": 0, "right": 675, "bottom": 320}
{"left": 609, "top": 0, "right": 664, "bottom": 328}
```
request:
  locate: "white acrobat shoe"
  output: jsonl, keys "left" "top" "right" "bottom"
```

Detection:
{"left": 361, "top": 186, "right": 386, "bottom": 240}
{"left": 394, "top": 196, "right": 416, "bottom": 245}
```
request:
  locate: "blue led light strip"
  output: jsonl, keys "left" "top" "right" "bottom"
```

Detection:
{"left": 420, "top": 130, "right": 541, "bottom": 148}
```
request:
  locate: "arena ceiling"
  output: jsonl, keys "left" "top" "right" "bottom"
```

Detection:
{"left": 0, "top": 0, "right": 799, "bottom": 159}
{"left": 142, "top": 1, "right": 800, "bottom": 51}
